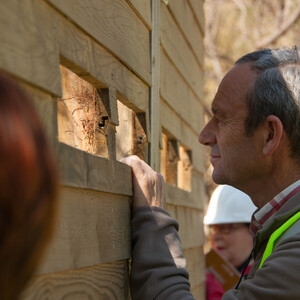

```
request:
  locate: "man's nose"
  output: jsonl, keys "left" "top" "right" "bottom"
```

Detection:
{"left": 198, "top": 120, "right": 216, "bottom": 146}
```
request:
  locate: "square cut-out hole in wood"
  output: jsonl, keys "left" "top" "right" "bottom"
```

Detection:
{"left": 178, "top": 145, "right": 192, "bottom": 191}
{"left": 160, "top": 132, "right": 179, "bottom": 187}
{"left": 115, "top": 100, "right": 148, "bottom": 161}
{"left": 160, "top": 133, "right": 192, "bottom": 191}
{"left": 58, "top": 65, "right": 109, "bottom": 157}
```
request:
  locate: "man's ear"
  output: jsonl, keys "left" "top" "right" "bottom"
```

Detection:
{"left": 262, "top": 115, "right": 283, "bottom": 156}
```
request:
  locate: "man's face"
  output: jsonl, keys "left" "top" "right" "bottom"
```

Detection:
{"left": 199, "top": 63, "right": 263, "bottom": 188}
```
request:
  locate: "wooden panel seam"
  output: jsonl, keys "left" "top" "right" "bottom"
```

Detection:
{"left": 45, "top": 0, "right": 152, "bottom": 86}
{"left": 57, "top": 142, "right": 133, "bottom": 196}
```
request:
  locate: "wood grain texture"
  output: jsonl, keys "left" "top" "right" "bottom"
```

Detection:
{"left": 53, "top": 5, "right": 150, "bottom": 117}
{"left": 20, "top": 83, "right": 58, "bottom": 147}
{"left": 58, "top": 66, "right": 111, "bottom": 157}
{"left": 166, "top": 203, "right": 177, "bottom": 220}
{"left": 190, "top": 282, "right": 205, "bottom": 300}
{"left": 115, "top": 100, "right": 148, "bottom": 161}
{"left": 167, "top": 0, "right": 204, "bottom": 68}
{"left": 183, "top": 247, "right": 206, "bottom": 287}
{"left": 150, "top": 0, "right": 161, "bottom": 171}
{"left": 160, "top": 133, "right": 179, "bottom": 187}
{"left": 116, "top": 101, "right": 134, "bottom": 159}
{"left": 0, "top": 0, "right": 61, "bottom": 95}
{"left": 176, "top": 206, "right": 204, "bottom": 249}
{"left": 165, "top": 175, "right": 204, "bottom": 210}
{"left": 91, "top": 41, "right": 150, "bottom": 113}
{"left": 177, "top": 146, "right": 192, "bottom": 191}
{"left": 160, "top": 98, "right": 205, "bottom": 174}
{"left": 22, "top": 261, "right": 129, "bottom": 300}
{"left": 126, "top": 0, "right": 152, "bottom": 30}
{"left": 37, "top": 187, "right": 131, "bottom": 274}
{"left": 57, "top": 142, "right": 133, "bottom": 196}
{"left": 160, "top": 1, "right": 204, "bottom": 100}
{"left": 191, "top": 169, "right": 205, "bottom": 210}
{"left": 188, "top": 0, "right": 205, "bottom": 36}
{"left": 47, "top": 0, "right": 151, "bottom": 85}
{"left": 160, "top": 49, "right": 205, "bottom": 133}
{"left": 165, "top": 184, "right": 201, "bottom": 209}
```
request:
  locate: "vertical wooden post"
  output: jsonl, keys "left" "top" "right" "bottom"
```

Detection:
{"left": 150, "top": 0, "right": 161, "bottom": 171}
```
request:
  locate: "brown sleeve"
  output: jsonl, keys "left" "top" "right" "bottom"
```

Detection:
{"left": 130, "top": 206, "right": 195, "bottom": 300}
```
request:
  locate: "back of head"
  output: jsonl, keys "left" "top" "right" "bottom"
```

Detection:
{"left": 235, "top": 46, "right": 300, "bottom": 161}
{"left": 0, "top": 72, "right": 58, "bottom": 300}
{"left": 204, "top": 185, "right": 257, "bottom": 225}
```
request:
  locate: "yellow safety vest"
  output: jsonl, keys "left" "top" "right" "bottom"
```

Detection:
{"left": 259, "top": 210, "right": 300, "bottom": 268}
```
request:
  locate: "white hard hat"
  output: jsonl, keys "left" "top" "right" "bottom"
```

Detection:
{"left": 204, "top": 185, "right": 257, "bottom": 225}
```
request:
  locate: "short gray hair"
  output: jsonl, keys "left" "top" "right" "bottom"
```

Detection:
{"left": 236, "top": 47, "right": 300, "bottom": 159}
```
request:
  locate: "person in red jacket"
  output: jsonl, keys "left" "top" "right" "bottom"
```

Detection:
{"left": 205, "top": 185, "right": 256, "bottom": 299}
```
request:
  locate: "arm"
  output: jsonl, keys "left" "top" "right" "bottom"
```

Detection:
{"left": 122, "top": 156, "right": 195, "bottom": 300}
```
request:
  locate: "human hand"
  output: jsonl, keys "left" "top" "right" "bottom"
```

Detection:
{"left": 121, "top": 155, "right": 166, "bottom": 209}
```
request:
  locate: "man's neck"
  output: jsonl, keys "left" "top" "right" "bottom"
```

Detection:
{"left": 245, "top": 172, "right": 300, "bottom": 209}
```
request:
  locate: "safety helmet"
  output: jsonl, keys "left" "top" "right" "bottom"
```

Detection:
{"left": 204, "top": 185, "right": 257, "bottom": 225}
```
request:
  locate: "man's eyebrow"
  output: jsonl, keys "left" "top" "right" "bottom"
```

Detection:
{"left": 211, "top": 107, "right": 227, "bottom": 119}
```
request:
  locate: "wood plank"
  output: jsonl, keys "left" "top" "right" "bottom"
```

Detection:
{"left": 188, "top": 0, "right": 205, "bottom": 36}
{"left": 191, "top": 170, "right": 205, "bottom": 211}
{"left": 160, "top": 134, "right": 179, "bottom": 187}
{"left": 150, "top": 0, "right": 161, "bottom": 171}
{"left": 165, "top": 184, "right": 202, "bottom": 210}
{"left": 160, "top": 50, "right": 205, "bottom": 133}
{"left": 160, "top": 1, "right": 204, "bottom": 100}
{"left": 126, "top": 0, "right": 152, "bottom": 30}
{"left": 183, "top": 247, "right": 206, "bottom": 287}
{"left": 19, "top": 83, "right": 58, "bottom": 147}
{"left": 116, "top": 101, "right": 134, "bottom": 160}
{"left": 90, "top": 39, "right": 149, "bottom": 114}
{"left": 160, "top": 98, "right": 205, "bottom": 173}
{"left": 176, "top": 206, "right": 204, "bottom": 249}
{"left": 166, "top": 203, "right": 177, "bottom": 220}
{"left": 37, "top": 187, "right": 131, "bottom": 274}
{"left": 58, "top": 66, "right": 111, "bottom": 157}
{"left": 178, "top": 146, "right": 192, "bottom": 191}
{"left": 56, "top": 15, "right": 94, "bottom": 81}
{"left": 167, "top": 0, "right": 204, "bottom": 67}
{"left": 57, "top": 142, "right": 133, "bottom": 196}
{"left": 47, "top": 0, "right": 151, "bottom": 85}
{"left": 0, "top": 0, "right": 61, "bottom": 96}
{"left": 22, "top": 261, "right": 129, "bottom": 300}
{"left": 190, "top": 283, "right": 205, "bottom": 300}
{"left": 52, "top": 5, "right": 150, "bottom": 117}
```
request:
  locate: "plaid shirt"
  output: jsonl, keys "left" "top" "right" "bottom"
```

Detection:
{"left": 250, "top": 180, "right": 300, "bottom": 235}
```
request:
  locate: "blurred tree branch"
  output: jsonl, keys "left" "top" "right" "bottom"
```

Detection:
{"left": 256, "top": 4, "right": 300, "bottom": 48}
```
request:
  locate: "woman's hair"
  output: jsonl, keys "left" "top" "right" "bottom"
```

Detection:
{"left": 0, "top": 72, "right": 58, "bottom": 300}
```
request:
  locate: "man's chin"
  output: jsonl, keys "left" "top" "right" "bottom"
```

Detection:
{"left": 212, "top": 170, "right": 228, "bottom": 185}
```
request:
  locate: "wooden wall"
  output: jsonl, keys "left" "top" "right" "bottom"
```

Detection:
{"left": 159, "top": 1, "right": 206, "bottom": 298}
{"left": 0, "top": 0, "right": 206, "bottom": 299}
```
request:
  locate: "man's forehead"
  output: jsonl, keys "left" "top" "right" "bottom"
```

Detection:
{"left": 211, "top": 63, "right": 257, "bottom": 111}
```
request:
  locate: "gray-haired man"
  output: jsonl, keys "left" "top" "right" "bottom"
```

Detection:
{"left": 123, "top": 47, "right": 300, "bottom": 299}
